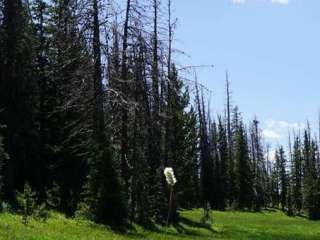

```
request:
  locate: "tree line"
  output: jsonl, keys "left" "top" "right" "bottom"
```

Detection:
{"left": 0, "top": 0, "right": 319, "bottom": 228}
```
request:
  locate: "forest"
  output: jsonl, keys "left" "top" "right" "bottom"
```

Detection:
{"left": 0, "top": 0, "right": 320, "bottom": 239}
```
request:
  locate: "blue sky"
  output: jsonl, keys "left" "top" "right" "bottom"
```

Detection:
{"left": 172, "top": 0, "right": 320, "bottom": 150}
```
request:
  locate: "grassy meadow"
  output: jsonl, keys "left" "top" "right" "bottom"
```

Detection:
{"left": 0, "top": 209, "right": 320, "bottom": 240}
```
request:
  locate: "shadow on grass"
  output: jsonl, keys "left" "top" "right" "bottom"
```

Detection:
{"left": 261, "top": 208, "right": 278, "bottom": 213}
{"left": 83, "top": 212, "right": 219, "bottom": 239}
{"left": 178, "top": 216, "right": 216, "bottom": 234}
{"left": 128, "top": 216, "right": 218, "bottom": 239}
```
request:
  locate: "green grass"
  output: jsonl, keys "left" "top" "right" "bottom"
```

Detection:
{"left": 0, "top": 209, "right": 320, "bottom": 240}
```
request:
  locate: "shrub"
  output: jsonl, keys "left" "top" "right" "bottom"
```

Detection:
{"left": 16, "top": 182, "right": 37, "bottom": 225}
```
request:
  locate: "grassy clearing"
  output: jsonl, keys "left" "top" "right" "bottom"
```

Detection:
{"left": 0, "top": 209, "right": 320, "bottom": 240}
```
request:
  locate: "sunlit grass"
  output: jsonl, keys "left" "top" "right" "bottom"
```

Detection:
{"left": 0, "top": 209, "right": 320, "bottom": 240}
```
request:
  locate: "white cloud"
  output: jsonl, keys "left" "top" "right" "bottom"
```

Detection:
{"left": 262, "top": 129, "right": 282, "bottom": 140}
{"left": 266, "top": 119, "right": 305, "bottom": 131}
{"left": 271, "top": 0, "right": 290, "bottom": 5}
{"left": 231, "top": 0, "right": 245, "bottom": 4}
{"left": 264, "top": 149, "right": 276, "bottom": 162}
{"left": 262, "top": 119, "right": 305, "bottom": 141}
{"left": 230, "top": 0, "right": 290, "bottom": 5}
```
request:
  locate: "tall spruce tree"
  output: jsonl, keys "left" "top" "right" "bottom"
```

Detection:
{"left": 47, "top": 0, "right": 95, "bottom": 215}
{"left": 277, "top": 146, "right": 288, "bottom": 212}
{"left": 196, "top": 83, "right": 214, "bottom": 212}
{"left": 292, "top": 135, "right": 303, "bottom": 214}
{"left": 235, "top": 120, "right": 254, "bottom": 210}
{"left": 0, "top": 0, "right": 39, "bottom": 201}
{"left": 303, "top": 128, "right": 320, "bottom": 220}
{"left": 210, "top": 120, "right": 221, "bottom": 210}
{"left": 80, "top": 0, "right": 127, "bottom": 226}
{"left": 216, "top": 116, "right": 229, "bottom": 210}
{"left": 271, "top": 150, "right": 280, "bottom": 208}
{"left": 250, "top": 118, "right": 266, "bottom": 211}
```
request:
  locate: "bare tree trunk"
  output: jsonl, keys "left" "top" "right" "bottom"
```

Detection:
{"left": 120, "top": 0, "right": 131, "bottom": 186}
{"left": 226, "top": 71, "right": 232, "bottom": 163}
{"left": 93, "top": 0, "right": 105, "bottom": 142}
{"left": 167, "top": 0, "right": 172, "bottom": 78}
{"left": 152, "top": 0, "right": 160, "bottom": 120}
{"left": 164, "top": 0, "right": 172, "bottom": 168}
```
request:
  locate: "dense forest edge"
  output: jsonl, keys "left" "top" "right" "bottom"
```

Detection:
{"left": 0, "top": 0, "right": 320, "bottom": 234}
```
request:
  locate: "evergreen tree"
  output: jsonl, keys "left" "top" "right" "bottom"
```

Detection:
{"left": 47, "top": 0, "right": 94, "bottom": 215}
{"left": 180, "top": 106, "right": 199, "bottom": 209}
{"left": 250, "top": 118, "right": 266, "bottom": 211}
{"left": 292, "top": 135, "right": 303, "bottom": 214}
{"left": 271, "top": 151, "right": 280, "bottom": 208}
{"left": 278, "top": 146, "right": 288, "bottom": 212}
{"left": 210, "top": 120, "right": 221, "bottom": 210}
{"left": 225, "top": 73, "right": 234, "bottom": 207}
{"left": 196, "top": 83, "right": 214, "bottom": 212}
{"left": 229, "top": 106, "right": 240, "bottom": 205}
{"left": 0, "top": 0, "right": 39, "bottom": 201}
{"left": 303, "top": 129, "right": 320, "bottom": 220}
{"left": 216, "top": 116, "right": 229, "bottom": 210}
{"left": 81, "top": 146, "right": 127, "bottom": 226}
{"left": 78, "top": 0, "right": 128, "bottom": 225}
{"left": 165, "top": 66, "right": 197, "bottom": 221}
{"left": 286, "top": 184, "right": 294, "bottom": 216}
{"left": 235, "top": 121, "right": 254, "bottom": 210}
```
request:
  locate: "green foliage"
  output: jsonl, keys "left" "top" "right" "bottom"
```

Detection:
{"left": 0, "top": 123, "right": 9, "bottom": 202}
{"left": 80, "top": 145, "right": 127, "bottom": 226}
{"left": 165, "top": 68, "right": 198, "bottom": 220}
{"left": 292, "top": 136, "right": 303, "bottom": 214}
{"left": 1, "top": 0, "right": 320, "bottom": 230}
{"left": 234, "top": 121, "right": 254, "bottom": 210}
{"left": 0, "top": 124, "right": 9, "bottom": 162}
{"left": 0, "top": 201, "right": 11, "bottom": 213}
{"left": 0, "top": 0, "right": 40, "bottom": 202}
{"left": 1, "top": 209, "right": 320, "bottom": 240}
{"left": 46, "top": 182, "right": 61, "bottom": 210}
{"left": 178, "top": 107, "right": 199, "bottom": 209}
{"left": 34, "top": 203, "right": 50, "bottom": 222}
{"left": 286, "top": 186, "right": 294, "bottom": 217}
{"left": 16, "top": 183, "right": 37, "bottom": 225}
{"left": 216, "top": 117, "right": 229, "bottom": 210}
{"left": 303, "top": 130, "right": 320, "bottom": 220}
{"left": 16, "top": 183, "right": 49, "bottom": 224}
{"left": 270, "top": 158, "right": 280, "bottom": 208}
{"left": 278, "top": 147, "right": 288, "bottom": 212}
{"left": 200, "top": 203, "right": 213, "bottom": 226}
{"left": 250, "top": 119, "right": 267, "bottom": 211}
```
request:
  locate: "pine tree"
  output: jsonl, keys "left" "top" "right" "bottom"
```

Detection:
{"left": 286, "top": 184, "right": 294, "bottom": 216}
{"left": 216, "top": 116, "right": 229, "bottom": 210}
{"left": 235, "top": 120, "right": 254, "bottom": 210}
{"left": 165, "top": 66, "right": 195, "bottom": 222}
{"left": 278, "top": 146, "right": 288, "bottom": 212}
{"left": 78, "top": 0, "right": 128, "bottom": 226}
{"left": 229, "top": 106, "right": 240, "bottom": 205}
{"left": 0, "top": 0, "right": 39, "bottom": 201}
{"left": 210, "top": 120, "right": 221, "bottom": 210}
{"left": 303, "top": 128, "right": 320, "bottom": 220}
{"left": 271, "top": 151, "right": 280, "bottom": 208}
{"left": 180, "top": 107, "right": 199, "bottom": 209}
{"left": 250, "top": 118, "right": 266, "bottom": 211}
{"left": 225, "top": 73, "right": 235, "bottom": 207}
{"left": 47, "top": 0, "right": 94, "bottom": 215}
{"left": 196, "top": 83, "right": 214, "bottom": 213}
{"left": 292, "top": 135, "right": 303, "bottom": 215}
